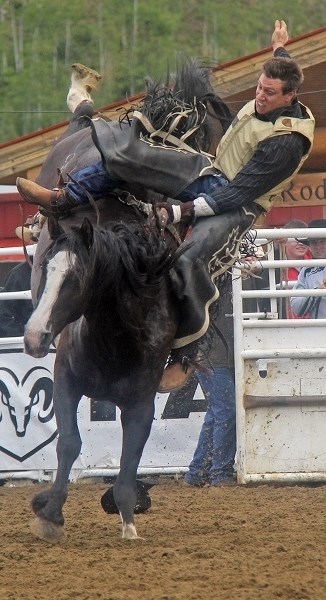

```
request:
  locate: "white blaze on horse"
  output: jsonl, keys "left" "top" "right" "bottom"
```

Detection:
{"left": 25, "top": 249, "right": 75, "bottom": 358}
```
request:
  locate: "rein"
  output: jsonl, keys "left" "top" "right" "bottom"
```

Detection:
{"left": 116, "top": 191, "right": 183, "bottom": 247}
{"left": 17, "top": 203, "right": 34, "bottom": 269}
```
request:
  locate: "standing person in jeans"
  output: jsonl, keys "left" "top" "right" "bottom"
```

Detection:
{"left": 184, "top": 274, "right": 236, "bottom": 487}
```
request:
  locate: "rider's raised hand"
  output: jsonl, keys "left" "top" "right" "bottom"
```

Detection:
{"left": 271, "top": 19, "right": 289, "bottom": 51}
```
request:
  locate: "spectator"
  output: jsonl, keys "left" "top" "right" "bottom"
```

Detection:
{"left": 0, "top": 261, "right": 33, "bottom": 337}
{"left": 290, "top": 219, "right": 326, "bottom": 318}
{"left": 184, "top": 274, "right": 236, "bottom": 487}
{"left": 15, "top": 211, "right": 46, "bottom": 244}
{"left": 184, "top": 251, "right": 263, "bottom": 487}
{"left": 277, "top": 219, "right": 312, "bottom": 317}
{"left": 0, "top": 227, "right": 37, "bottom": 337}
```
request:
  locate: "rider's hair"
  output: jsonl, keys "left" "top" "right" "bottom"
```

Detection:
{"left": 262, "top": 57, "right": 304, "bottom": 94}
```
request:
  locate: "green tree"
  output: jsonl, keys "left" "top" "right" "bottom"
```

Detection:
{"left": 0, "top": 0, "right": 325, "bottom": 141}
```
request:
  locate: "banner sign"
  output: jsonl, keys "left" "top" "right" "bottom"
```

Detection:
{"left": 0, "top": 344, "right": 206, "bottom": 474}
{"left": 277, "top": 172, "right": 326, "bottom": 207}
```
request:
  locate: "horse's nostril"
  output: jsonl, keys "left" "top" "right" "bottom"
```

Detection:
{"left": 24, "top": 329, "right": 53, "bottom": 358}
{"left": 41, "top": 330, "right": 53, "bottom": 346}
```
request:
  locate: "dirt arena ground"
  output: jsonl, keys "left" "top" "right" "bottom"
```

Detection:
{"left": 1, "top": 477, "right": 326, "bottom": 600}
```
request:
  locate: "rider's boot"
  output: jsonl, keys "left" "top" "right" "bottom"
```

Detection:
{"left": 16, "top": 178, "right": 77, "bottom": 218}
{"left": 71, "top": 63, "right": 102, "bottom": 92}
{"left": 67, "top": 64, "right": 102, "bottom": 113}
{"left": 158, "top": 342, "right": 198, "bottom": 393}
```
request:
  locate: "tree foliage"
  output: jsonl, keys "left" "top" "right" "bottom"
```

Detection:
{"left": 0, "top": 0, "right": 325, "bottom": 141}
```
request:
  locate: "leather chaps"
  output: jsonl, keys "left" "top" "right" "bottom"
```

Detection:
{"left": 170, "top": 203, "right": 264, "bottom": 348}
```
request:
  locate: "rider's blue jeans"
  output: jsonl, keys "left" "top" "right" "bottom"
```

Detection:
{"left": 66, "top": 161, "right": 122, "bottom": 203}
{"left": 184, "top": 367, "right": 236, "bottom": 485}
{"left": 65, "top": 160, "right": 229, "bottom": 204}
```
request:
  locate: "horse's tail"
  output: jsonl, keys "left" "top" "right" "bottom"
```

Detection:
{"left": 173, "top": 57, "right": 236, "bottom": 134}
{"left": 142, "top": 57, "right": 235, "bottom": 151}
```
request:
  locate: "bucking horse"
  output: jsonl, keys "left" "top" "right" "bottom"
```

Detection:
{"left": 20, "top": 58, "right": 234, "bottom": 542}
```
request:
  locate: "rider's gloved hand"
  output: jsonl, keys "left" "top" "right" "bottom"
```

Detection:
{"left": 156, "top": 201, "right": 194, "bottom": 226}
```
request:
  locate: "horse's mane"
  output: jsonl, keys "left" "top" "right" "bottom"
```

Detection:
{"left": 141, "top": 57, "right": 235, "bottom": 152}
{"left": 63, "top": 221, "right": 177, "bottom": 341}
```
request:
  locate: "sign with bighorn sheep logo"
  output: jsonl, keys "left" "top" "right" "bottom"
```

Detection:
{"left": 0, "top": 357, "right": 57, "bottom": 462}
{"left": 0, "top": 349, "right": 205, "bottom": 474}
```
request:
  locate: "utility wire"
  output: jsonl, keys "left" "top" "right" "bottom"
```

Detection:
{"left": 0, "top": 89, "right": 325, "bottom": 114}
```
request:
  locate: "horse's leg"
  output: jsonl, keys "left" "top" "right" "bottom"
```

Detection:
{"left": 30, "top": 356, "right": 83, "bottom": 543}
{"left": 113, "top": 399, "right": 155, "bottom": 540}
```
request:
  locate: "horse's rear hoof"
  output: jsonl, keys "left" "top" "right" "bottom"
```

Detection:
{"left": 122, "top": 522, "right": 142, "bottom": 540}
{"left": 30, "top": 516, "right": 64, "bottom": 544}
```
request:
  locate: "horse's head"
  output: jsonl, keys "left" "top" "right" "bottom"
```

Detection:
{"left": 24, "top": 218, "right": 93, "bottom": 358}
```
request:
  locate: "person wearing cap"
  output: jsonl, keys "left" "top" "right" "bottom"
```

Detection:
{"left": 15, "top": 211, "right": 46, "bottom": 244}
{"left": 16, "top": 21, "right": 315, "bottom": 392}
{"left": 280, "top": 220, "right": 312, "bottom": 281}
{"left": 275, "top": 219, "right": 312, "bottom": 318}
{"left": 290, "top": 219, "right": 326, "bottom": 319}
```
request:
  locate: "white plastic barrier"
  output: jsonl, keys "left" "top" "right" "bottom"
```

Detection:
{"left": 233, "top": 227, "right": 326, "bottom": 484}
{"left": 0, "top": 251, "right": 206, "bottom": 481}
{"left": 2, "top": 229, "right": 326, "bottom": 485}
{"left": 0, "top": 340, "right": 206, "bottom": 481}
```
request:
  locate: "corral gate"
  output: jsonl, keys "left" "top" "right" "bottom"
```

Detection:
{"left": 233, "top": 227, "right": 326, "bottom": 484}
{"left": 1, "top": 228, "right": 326, "bottom": 483}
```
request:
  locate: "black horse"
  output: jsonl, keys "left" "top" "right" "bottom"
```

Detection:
{"left": 23, "top": 59, "right": 234, "bottom": 543}
{"left": 25, "top": 214, "right": 181, "bottom": 541}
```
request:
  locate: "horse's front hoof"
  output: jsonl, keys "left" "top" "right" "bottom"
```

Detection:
{"left": 30, "top": 516, "right": 64, "bottom": 544}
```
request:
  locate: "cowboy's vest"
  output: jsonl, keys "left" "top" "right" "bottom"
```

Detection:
{"left": 214, "top": 99, "right": 315, "bottom": 211}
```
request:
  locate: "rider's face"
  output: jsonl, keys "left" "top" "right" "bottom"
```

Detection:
{"left": 255, "top": 74, "right": 295, "bottom": 115}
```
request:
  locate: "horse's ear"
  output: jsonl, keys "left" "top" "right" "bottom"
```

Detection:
{"left": 47, "top": 216, "right": 65, "bottom": 240}
{"left": 144, "top": 76, "right": 154, "bottom": 93}
{"left": 80, "top": 218, "right": 94, "bottom": 250}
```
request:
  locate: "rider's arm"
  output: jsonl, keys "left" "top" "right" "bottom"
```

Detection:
{"left": 272, "top": 19, "right": 289, "bottom": 55}
{"left": 194, "top": 132, "right": 306, "bottom": 216}
{"left": 274, "top": 47, "right": 291, "bottom": 59}
{"left": 160, "top": 132, "right": 306, "bottom": 224}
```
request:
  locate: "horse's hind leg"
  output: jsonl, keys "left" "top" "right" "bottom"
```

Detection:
{"left": 114, "top": 400, "right": 155, "bottom": 540}
{"left": 31, "top": 373, "right": 82, "bottom": 543}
